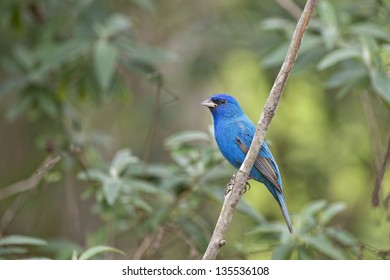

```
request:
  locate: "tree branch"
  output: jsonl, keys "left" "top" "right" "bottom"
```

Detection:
{"left": 372, "top": 131, "right": 390, "bottom": 207}
{"left": 275, "top": 0, "right": 303, "bottom": 19}
{"left": 202, "top": 0, "right": 318, "bottom": 260}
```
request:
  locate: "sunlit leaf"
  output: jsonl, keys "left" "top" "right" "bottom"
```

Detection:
{"left": 318, "top": 0, "right": 339, "bottom": 49}
{"left": 77, "top": 169, "right": 107, "bottom": 183}
{"left": 165, "top": 131, "right": 210, "bottom": 150}
{"left": 94, "top": 40, "right": 119, "bottom": 91}
{"left": 0, "top": 235, "right": 47, "bottom": 246}
{"left": 132, "top": 0, "right": 156, "bottom": 12}
{"left": 261, "top": 18, "right": 294, "bottom": 32}
{"left": 102, "top": 178, "right": 122, "bottom": 206}
{"left": 123, "top": 179, "right": 160, "bottom": 194}
{"left": 318, "top": 48, "right": 361, "bottom": 70}
{"left": 319, "top": 202, "right": 346, "bottom": 225}
{"left": 105, "top": 14, "right": 132, "bottom": 37}
{"left": 78, "top": 245, "right": 124, "bottom": 260}
{"left": 300, "top": 200, "right": 327, "bottom": 217}
{"left": 110, "top": 149, "right": 138, "bottom": 177}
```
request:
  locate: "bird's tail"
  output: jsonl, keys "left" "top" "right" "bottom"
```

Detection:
{"left": 276, "top": 191, "right": 293, "bottom": 234}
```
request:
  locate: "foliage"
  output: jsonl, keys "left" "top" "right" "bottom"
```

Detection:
{"left": 247, "top": 200, "right": 359, "bottom": 259}
{"left": 73, "top": 245, "right": 125, "bottom": 260}
{"left": 0, "top": 235, "right": 48, "bottom": 259}
{"left": 0, "top": 0, "right": 389, "bottom": 260}
{"left": 0, "top": 0, "right": 170, "bottom": 123}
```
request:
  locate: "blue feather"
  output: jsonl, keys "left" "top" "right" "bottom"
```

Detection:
{"left": 201, "top": 93, "right": 293, "bottom": 233}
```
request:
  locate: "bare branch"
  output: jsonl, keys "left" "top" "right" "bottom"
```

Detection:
{"left": 202, "top": 0, "right": 318, "bottom": 260}
{"left": 275, "top": 0, "right": 303, "bottom": 19}
{"left": 0, "top": 154, "right": 63, "bottom": 201}
{"left": 372, "top": 131, "right": 390, "bottom": 207}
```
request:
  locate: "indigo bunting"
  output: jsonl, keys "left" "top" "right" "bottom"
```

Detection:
{"left": 201, "top": 94, "right": 293, "bottom": 233}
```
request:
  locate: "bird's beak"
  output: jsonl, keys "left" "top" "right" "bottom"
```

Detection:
{"left": 201, "top": 98, "right": 217, "bottom": 108}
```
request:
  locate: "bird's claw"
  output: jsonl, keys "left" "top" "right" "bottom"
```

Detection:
{"left": 240, "top": 181, "right": 251, "bottom": 195}
{"left": 225, "top": 175, "right": 251, "bottom": 195}
{"left": 225, "top": 174, "right": 236, "bottom": 196}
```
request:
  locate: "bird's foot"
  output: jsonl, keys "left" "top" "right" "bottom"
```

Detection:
{"left": 224, "top": 174, "right": 236, "bottom": 196}
{"left": 240, "top": 181, "right": 251, "bottom": 195}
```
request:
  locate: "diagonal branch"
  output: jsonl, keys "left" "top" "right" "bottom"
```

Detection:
{"left": 202, "top": 0, "right": 318, "bottom": 260}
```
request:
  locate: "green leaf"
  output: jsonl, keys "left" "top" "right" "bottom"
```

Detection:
{"left": 0, "top": 78, "right": 29, "bottom": 99}
{"left": 248, "top": 223, "right": 285, "bottom": 234}
{"left": 271, "top": 243, "right": 294, "bottom": 260}
{"left": 165, "top": 131, "right": 210, "bottom": 150}
{"left": 14, "top": 46, "right": 34, "bottom": 70}
{"left": 77, "top": 169, "right": 107, "bottom": 183}
{"left": 318, "top": 48, "right": 361, "bottom": 70}
{"left": 297, "top": 246, "right": 313, "bottom": 260}
{"left": 300, "top": 200, "right": 327, "bottom": 217}
{"left": 350, "top": 24, "right": 390, "bottom": 41}
{"left": 123, "top": 179, "right": 160, "bottom": 194}
{"left": 179, "top": 218, "right": 208, "bottom": 251}
{"left": 110, "top": 149, "right": 138, "bottom": 177}
{"left": 261, "top": 18, "right": 294, "bottom": 32}
{"left": 319, "top": 202, "right": 346, "bottom": 225}
{"left": 0, "top": 246, "right": 28, "bottom": 256}
{"left": 262, "top": 42, "right": 289, "bottom": 68}
{"left": 0, "top": 235, "right": 47, "bottom": 246}
{"left": 71, "top": 250, "right": 78, "bottom": 260}
{"left": 105, "top": 14, "right": 132, "bottom": 37}
{"left": 325, "top": 64, "right": 367, "bottom": 89}
{"left": 305, "top": 234, "right": 345, "bottom": 259}
{"left": 131, "top": 198, "right": 153, "bottom": 213}
{"left": 326, "top": 228, "right": 358, "bottom": 246}
{"left": 102, "top": 178, "right": 122, "bottom": 206}
{"left": 132, "top": 0, "right": 156, "bottom": 12}
{"left": 369, "top": 68, "right": 390, "bottom": 103}
{"left": 36, "top": 93, "right": 58, "bottom": 118}
{"left": 33, "top": 39, "right": 89, "bottom": 81}
{"left": 94, "top": 40, "right": 119, "bottom": 91}
{"left": 78, "top": 245, "right": 124, "bottom": 260}
{"left": 318, "top": 0, "right": 339, "bottom": 49}
{"left": 6, "top": 94, "right": 33, "bottom": 120}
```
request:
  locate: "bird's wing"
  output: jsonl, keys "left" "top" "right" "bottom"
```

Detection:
{"left": 235, "top": 136, "right": 283, "bottom": 194}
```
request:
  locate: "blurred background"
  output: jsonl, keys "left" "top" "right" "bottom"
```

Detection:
{"left": 0, "top": 0, "right": 389, "bottom": 260}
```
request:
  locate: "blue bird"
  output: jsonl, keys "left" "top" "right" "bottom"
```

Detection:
{"left": 201, "top": 94, "right": 293, "bottom": 233}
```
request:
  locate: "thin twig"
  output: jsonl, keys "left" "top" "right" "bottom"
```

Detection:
{"left": 143, "top": 78, "right": 163, "bottom": 166}
{"left": 275, "top": 0, "right": 303, "bottom": 19}
{"left": 372, "top": 131, "right": 390, "bottom": 207}
{"left": 202, "top": 0, "right": 318, "bottom": 260}
{"left": 0, "top": 154, "right": 63, "bottom": 201}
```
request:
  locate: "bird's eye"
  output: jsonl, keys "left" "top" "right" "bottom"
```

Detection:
{"left": 220, "top": 99, "right": 226, "bottom": 104}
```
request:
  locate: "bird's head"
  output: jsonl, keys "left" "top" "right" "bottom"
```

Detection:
{"left": 201, "top": 94, "right": 244, "bottom": 120}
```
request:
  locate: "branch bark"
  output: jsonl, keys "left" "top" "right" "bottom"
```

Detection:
{"left": 372, "top": 131, "right": 390, "bottom": 207}
{"left": 202, "top": 0, "right": 318, "bottom": 260}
